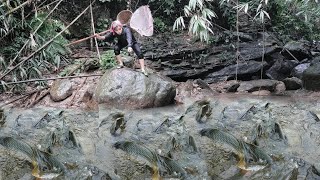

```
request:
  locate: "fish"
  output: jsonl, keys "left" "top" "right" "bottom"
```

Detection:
{"left": 110, "top": 116, "right": 126, "bottom": 135}
{"left": 241, "top": 164, "right": 267, "bottom": 171}
{"left": 188, "top": 135, "right": 197, "bottom": 152}
{"left": 114, "top": 141, "right": 186, "bottom": 179}
{"left": 0, "top": 137, "right": 65, "bottom": 179}
{"left": 0, "top": 108, "right": 5, "bottom": 126}
{"left": 32, "top": 160, "right": 62, "bottom": 179}
{"left": 200, "top": 128, "right": 272, "bottom": 169}
{"left": 195, "top": 104, "right": 212, "bottom": 123}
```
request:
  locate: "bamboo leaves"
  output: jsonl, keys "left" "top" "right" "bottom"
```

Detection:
{"left": 173, "top": 0, "right": 216, "bottom": 43}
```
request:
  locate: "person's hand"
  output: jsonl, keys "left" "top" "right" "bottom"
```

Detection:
{"left": 128, "top": 47, "right": 133, "bottom": 53}
{"left": 95, "top": 34, "right": 105, "bottom": 40}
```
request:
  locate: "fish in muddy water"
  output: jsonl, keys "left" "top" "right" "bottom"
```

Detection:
{"left": 32, "top": 160, "right": 62, "bottom": 179}
{"left": 114, "top": 141, "right": 186, "bottom": 179}
{"left": 0, "top": 137, "right": 65, "bottom": 179}
{"left": 195, "top": 104, "right": 212, "bottom": 123}
{"left": 241, "top": 164, "right": 267, "bottom": 171}
{"left": 309, "top": 111, "right": 320, "bottom": 122}
{"left": 200, "top": 128, "right": 272, "bottom": 170}
{"left": 0, "top": 108, "right": 5, "bottom": 126}
{"left": 185, "top": 99, "right": 210, "bottom": 114}
{"left": 99, "top": 112, "right": 125, "bottom": 128}
{"left": 188, "top": 135, "right": 197, "bottom": 152}
{"left": 110, "top": 116, "right": 126, "bottom": 135}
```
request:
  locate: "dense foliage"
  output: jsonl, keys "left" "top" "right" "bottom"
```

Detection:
{"left": 173, "top": 0, "right": 320, "bottom": 42}
{"left": 0, "top": 0, "right": 70, "bottom": 91}
{"left": 0, "top": 0, "right": 319, "bottom": 92}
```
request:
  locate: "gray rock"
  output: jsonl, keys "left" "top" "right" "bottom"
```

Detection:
{"left": 275, "top": 81, "right": 286, "bottom": 94}
{"left": 282, "top": 40, "right": 312, "bottom": 60}
{"left": 266, "top": 60, "right": 299, "bottom": 80}
{"left": 205, "top": 61, "right": 267, "bottom": 83}
{"left": 283, "top": 77, "right": 302, "bottom": 90}
{"left": 302, "top": 60, "right": 320, "bottom": 91}
{"left": 94, "top": 68, "right": 176, "bottom": 109}
{"left": 291, "top": 63, "right": 310, "bottom": 79}
{"left": 50, "top": 79, "right": 73, "bottom": 102}
{"left": 239, "top": 41, "right": 281, "bottom": 61}
{"left": 237, "top": 79, "right": 281, "bottom": 92}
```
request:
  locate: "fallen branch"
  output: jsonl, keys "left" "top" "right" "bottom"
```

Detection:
{"left": 27, "top": 89, "right": 50, "bottom": 108}
{"left": 0, "top": 1, "right": 95, "bottom": 80}
{"left": 1, "top": 74, "right": 103, "bottom": 86}
{"left": 284, "top": 48, "right": 299, "bottom": 62}
{"left": 24, "top": 90, "right": 40, "bottom": 107}
{"left": 0, "top": 87, "right": 48, "bottom": 108}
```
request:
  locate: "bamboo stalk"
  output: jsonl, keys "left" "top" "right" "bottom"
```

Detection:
{"left": 1, "top": 74, "right": 103, "bottom": 86}
{"left": 90, "top": 1, "right": 101, "bottom": 60}
{"left": 65, "top": 29, "right": 110, "bottom": 47}
{"left": 8, "top": 0, "right": 64, "bottom": 68}
{"left": 0, "top": 1, "right": 95, "bottom": 80}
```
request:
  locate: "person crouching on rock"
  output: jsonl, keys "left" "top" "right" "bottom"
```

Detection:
{"left": 95, "top": 20, "right": 148, "bottom": 76}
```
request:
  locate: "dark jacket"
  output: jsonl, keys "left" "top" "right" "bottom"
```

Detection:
{"left": 104, "top": 26, "right": 137, "bottom": 47}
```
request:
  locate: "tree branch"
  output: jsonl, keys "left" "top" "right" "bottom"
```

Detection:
{"left": 1, "top": 74, "right": 103, "bottom": 86}
{"left": 0, "top": 1, "right": 95, "bottom": 80}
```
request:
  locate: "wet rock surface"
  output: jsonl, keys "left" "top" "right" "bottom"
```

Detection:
{"left": 94, "top": 68, "right": 176, "bottom": 109}
{"left": 139, "top": 33, "right": 320, "bottom": 96}
{"left": 1, "top": 95, "right": 320, "bottom": 179}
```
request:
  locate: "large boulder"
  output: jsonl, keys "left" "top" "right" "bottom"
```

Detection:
{"left": 281, "top": 40, "right": 312, "bottom": 60}
{"left": 205, "top": 61, "right": 268, "bottom": 83}
{"left": 266, "top": 59, "right": 299, "bottom": 80}
{"left": 302, "top": 59, "right": 320, "bottom": 91}
{"left": 94, "top": 68, "right": 176, "bottom": 109}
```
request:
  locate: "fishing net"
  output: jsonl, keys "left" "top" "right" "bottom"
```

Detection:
{"left": 116, "top": 6, "right": 153, "bottom": 37}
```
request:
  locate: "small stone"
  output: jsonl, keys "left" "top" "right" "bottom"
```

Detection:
{"left": 50, "top": 79, "right": 73, "bottom": 102}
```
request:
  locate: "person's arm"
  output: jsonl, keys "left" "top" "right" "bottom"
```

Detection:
{"left": 104, "top": 31, "right": 114, "bottom": 42}
{"left": 95, "top": 31, "right": 114, "bottom": 42}
{"left": 124, "top": 27, "right": 133, "bottom": 47}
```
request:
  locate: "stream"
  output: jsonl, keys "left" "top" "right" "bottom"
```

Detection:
{"left": 1, "top": 94, "right": 320, "bottom": 179}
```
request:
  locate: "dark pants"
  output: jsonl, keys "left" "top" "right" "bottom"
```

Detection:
{"left": 114, "top": 43, "right": 144, "bottom": 59}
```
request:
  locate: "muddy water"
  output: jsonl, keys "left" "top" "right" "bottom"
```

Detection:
{"left": 1, "top": 94, "right": 320, "bottom": 179}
